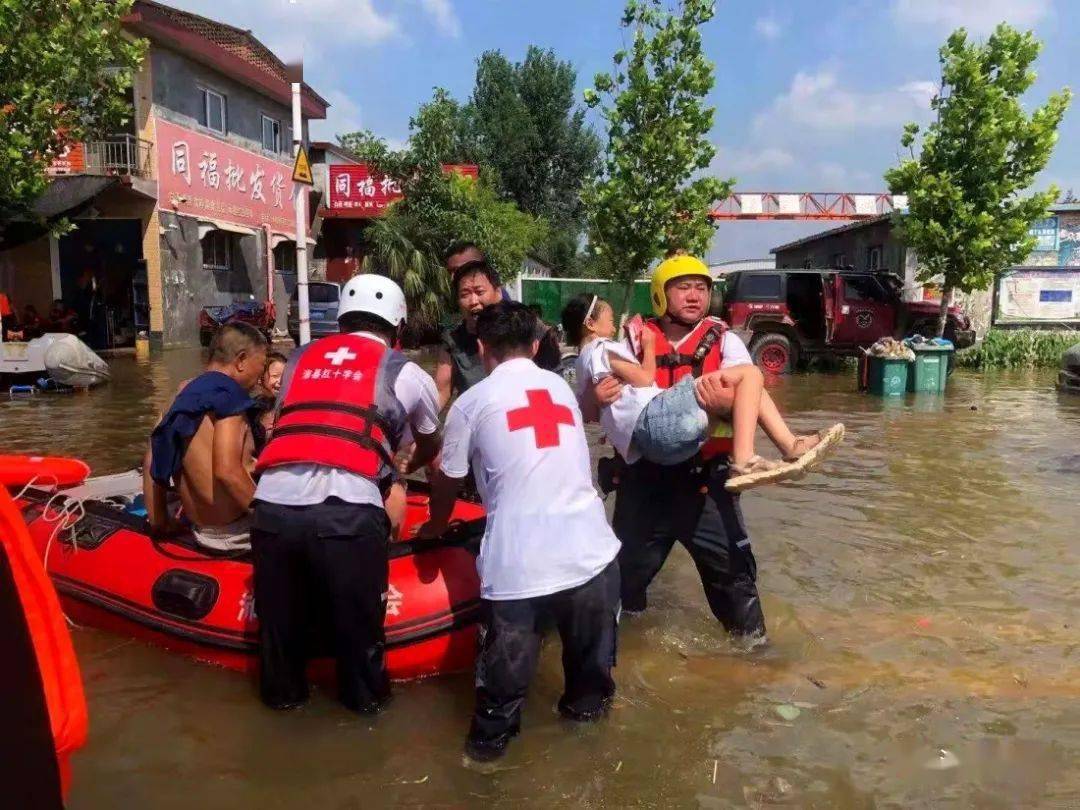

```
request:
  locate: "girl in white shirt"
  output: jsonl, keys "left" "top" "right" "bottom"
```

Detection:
{"left": 563, "top": 294, "right": 843, "bottom": 492}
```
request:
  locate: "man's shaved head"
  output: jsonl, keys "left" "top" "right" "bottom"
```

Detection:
{"left": 209, "top": 323, "right": 268, "bottom": 364}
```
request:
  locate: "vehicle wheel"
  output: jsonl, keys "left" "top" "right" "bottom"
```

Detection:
{"left": 751, "top": 333, "right": 797, "bottom": 374}
{"left": 555, "top": 353, "right": 579, "bottom": 389}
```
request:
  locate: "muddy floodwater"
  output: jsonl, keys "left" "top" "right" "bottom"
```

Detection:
{"left": 2, "top": 349, "right": 1079, "bottom": 808}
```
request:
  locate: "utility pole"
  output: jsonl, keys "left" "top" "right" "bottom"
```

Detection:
{"left": 292, "top": 81, "right": 311, "bottom": 345}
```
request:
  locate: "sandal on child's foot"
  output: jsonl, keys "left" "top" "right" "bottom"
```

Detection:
{"left": 725, "top": 456, "right": 806, "bottom": 493}
{"left": 784, "top": 423, "right": 846, "bottom": 466}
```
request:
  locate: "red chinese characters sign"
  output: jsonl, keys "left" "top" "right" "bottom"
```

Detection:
{"left": 326, "top": 163, "right": 479, "bottom": 218}
{"left": 47, "top": 142, "right": 86, "bottom": 176}
{"left": 157, "top": 119, "right": 296, "bottom": 232}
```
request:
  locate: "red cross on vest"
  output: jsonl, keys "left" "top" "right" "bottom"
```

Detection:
{"left": 325, "top": 346, "right": 358, "bottom": 366}
{"left": 506, "top": 389, "right": 575, "bottom": 449}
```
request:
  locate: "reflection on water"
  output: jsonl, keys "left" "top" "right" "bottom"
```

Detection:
{"left": 3, "top": 352, "right": 1079, "bottom": 808}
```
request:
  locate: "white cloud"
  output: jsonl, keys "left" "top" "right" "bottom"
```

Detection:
{"left": 713, "top": 145, "right": 795, "bottom": 174}
{"left": 754, "top": 68, "right": 935, "bottom": 134}
{"left": 310, "top": 90, "right": 363, "bottom": 141}
{"left": 169, "top": 0, "right": 464, "bottom": 51}
{"left": 754, "top": 14, "right": 783, "bottom": 40}
{"left": 891, "top": 0, "right": 1051, "bottom": 35}
{"left": 420, "top": 0, "right": 462, "bottom": 38}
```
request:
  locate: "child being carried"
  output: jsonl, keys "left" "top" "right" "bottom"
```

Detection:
{"left": 562, "top": 294, "right": 844, "bottom": 492}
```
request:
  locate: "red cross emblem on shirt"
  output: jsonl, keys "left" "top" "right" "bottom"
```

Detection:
{"left": 506, "top": 389, "right": 575, "bottom": 449}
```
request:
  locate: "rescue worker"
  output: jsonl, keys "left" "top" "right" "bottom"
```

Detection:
{"left": 435, "top": 244, "right": 561, "bottom": 409}
{"left": 419, "top": 301, "right": 621, "bottom": 763}
{"left": 0, "top": 291, "right": 23, "bottom": 341}
{"left": 251, "top": 275, "right": 442, "bottom": 714}
{"left": 593, "top": 255, "right": 780, "bottom": 642}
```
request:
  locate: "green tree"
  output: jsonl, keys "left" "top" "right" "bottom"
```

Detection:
{"left": 470, "top": 47, "right": 602, "bottom": 272}
{"left": 340, "top": 90, "right": 547, "bottom": 327}
{"left": 885, "top": 24, "right": 1071, "bottom": 336}
{"left": 0, "top": 0, "right": 144, "bottom": 231}
{"left": 584, "top": 0, "right": 732, "bottom": 311}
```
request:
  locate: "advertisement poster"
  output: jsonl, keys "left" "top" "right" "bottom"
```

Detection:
{"left": 997, "top": 269, "right": 1080, "bottom": 323}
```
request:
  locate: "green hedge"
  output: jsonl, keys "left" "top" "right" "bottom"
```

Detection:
{"left": 955, "top": 329, "right": 1079, "bottom": 369}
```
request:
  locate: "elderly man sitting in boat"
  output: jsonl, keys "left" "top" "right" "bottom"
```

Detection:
{"left": 143, "top": 323, "right": 268, "bottom": 552}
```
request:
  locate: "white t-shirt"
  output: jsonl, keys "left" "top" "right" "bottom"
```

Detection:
{"left": 255, "top": 332, "right": 440, "bottom": 508}
{"left": 574, "top": 331, "right": 753, "bottom": 462}
{"left": 441, "top": 357, "right": 620, "bottom": 601}
{"left": 575, "top": 337, "right": 659, "bottom": 463}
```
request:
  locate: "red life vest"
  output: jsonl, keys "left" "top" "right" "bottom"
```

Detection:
{"left": 256, "top": 333, "right": 408, "bottom": 482}
{"left": 644, "top": 316, "right": 733, "bottom": 459}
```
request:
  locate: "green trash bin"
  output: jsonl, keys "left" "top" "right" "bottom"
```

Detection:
{"left": 908, "top": 344, "right": 953, "bottom": 393}
{"left": 860, "top": 355, "right": 910, "bottom": 396}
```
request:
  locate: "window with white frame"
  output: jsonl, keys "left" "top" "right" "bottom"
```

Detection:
{"left": 199, "top": 88, "right": 226, "bottom": 133}
{"left": 262, "top": 115, "right": 282, "bottom": 153}
{"left": 201, "top": 231, "right": 233, "bottom": 272}
{"left": 831, "top": 252, "right": 846, "bottom": 269}
{"left": 866, "top": 245, "right": 883, "bottom": 270}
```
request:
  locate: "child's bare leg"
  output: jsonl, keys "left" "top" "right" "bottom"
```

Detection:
{"left": 757, "top": 390, "right": 834, "bottom": 460}
{"left": 756, "top": 390, "right": 798, "bottom": 456}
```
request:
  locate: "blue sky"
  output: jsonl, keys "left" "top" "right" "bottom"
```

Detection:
{"left": 171, "top": 0, "right": 1077, "bottom": 261}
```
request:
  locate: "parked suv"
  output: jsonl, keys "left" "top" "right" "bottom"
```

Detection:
{"left": 287, "top": 282, "right": 340, "bottom": 345}
{"left": 718, "top": 269, "right": 975, "bottom": 373}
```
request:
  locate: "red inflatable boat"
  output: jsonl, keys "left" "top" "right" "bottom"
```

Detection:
{"left": 14, "top": 473, "right": 485, "bottom": 681}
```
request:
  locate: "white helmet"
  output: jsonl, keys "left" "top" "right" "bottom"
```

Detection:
{"left": 337, "top": 274, "right": 407, "bottom": 327}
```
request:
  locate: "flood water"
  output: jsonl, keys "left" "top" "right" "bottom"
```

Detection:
{"left": 3, "top": 350, "right": 1079, "bottom": 808}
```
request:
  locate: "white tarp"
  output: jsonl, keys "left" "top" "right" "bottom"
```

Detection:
{"left": 777, "top": 194, "right": 801, "bottom": 215}
{"left": 42, "top": 334, "right": 111, "bottom": 388}
{"left": 738, "top": 194, "right": 763, "bottom": 215}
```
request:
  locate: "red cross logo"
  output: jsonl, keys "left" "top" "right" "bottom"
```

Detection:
{"left": 506, "top": 389, "right": 575, "bottom": 449}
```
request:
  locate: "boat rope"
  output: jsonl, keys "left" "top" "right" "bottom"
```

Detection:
{"left": 41, "top": 493, "right": 86, "bottom": 567}
{"left": 12, "top": 473, "right": 60, "bottom": 502}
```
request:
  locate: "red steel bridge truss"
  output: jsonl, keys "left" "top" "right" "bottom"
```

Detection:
{"left": 710, "top": 192, "right": 907, "bottom": 221}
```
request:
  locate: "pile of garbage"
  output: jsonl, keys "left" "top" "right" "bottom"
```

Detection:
{"left": 864, "top": 337, "right": 915, "bottom": 361}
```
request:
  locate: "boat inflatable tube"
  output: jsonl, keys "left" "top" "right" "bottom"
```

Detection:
{"left": 0, "top": 455, "right": 91, "bottom": 489}
{"left": 0, "top": 487, "right": 88, "bottom": 806}
{"left": 17, "top": 474, "right": 486, "bottom": 682}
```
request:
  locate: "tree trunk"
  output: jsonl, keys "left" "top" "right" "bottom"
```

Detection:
{"left": 617, "top": 277, "right": 635, "bottom": 319}
{"left": 936, "top": 284, "right": 953, "bottom": 339}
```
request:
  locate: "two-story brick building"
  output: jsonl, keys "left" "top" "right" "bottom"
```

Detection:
{"left": 0, "top": 0, "right": 328, "bottom": 348}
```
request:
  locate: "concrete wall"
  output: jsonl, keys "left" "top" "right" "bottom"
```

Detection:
{"left": 158, "top": 210, "right": 265, "bottom": 346}
{"left": 774, "top": 219, "right": 905, "bottom": 277}
{"left": 150, "top": 46, "right": 297, "bottom": 159}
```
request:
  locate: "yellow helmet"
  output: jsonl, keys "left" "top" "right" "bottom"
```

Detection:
{"left": 650, "top": 255, "right": 712, "bottom": 317}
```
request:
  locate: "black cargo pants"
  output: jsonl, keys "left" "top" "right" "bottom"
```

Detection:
{"left": 252, "top": 498, "right": 391, "bottom": 714}
{"left": 612, "top": 457, "right": 766, "bottom": 638}
{"left": 468, "top": 560, "right": 620, "bottom": 749}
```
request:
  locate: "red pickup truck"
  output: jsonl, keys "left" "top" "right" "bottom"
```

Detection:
{"left": 718, "top": 269, "right": 975, "bottom": 374}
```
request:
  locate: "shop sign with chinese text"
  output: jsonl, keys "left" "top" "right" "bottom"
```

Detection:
{"left": 47, "top": 143, "right": 86, "bottom": 176}
{"left": 157, "top": 119, "right": 295, "bottom": 232}
{"left": 326, "top": 164, "right": 478, "bottom": 217}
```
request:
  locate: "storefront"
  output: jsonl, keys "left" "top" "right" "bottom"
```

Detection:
{"left": 155, "top": 119, "right": 305, "bottom": 345}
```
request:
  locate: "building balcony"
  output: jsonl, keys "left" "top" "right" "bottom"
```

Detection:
{"left": 84, "top": 135, "right": 154, "bottom": 179}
